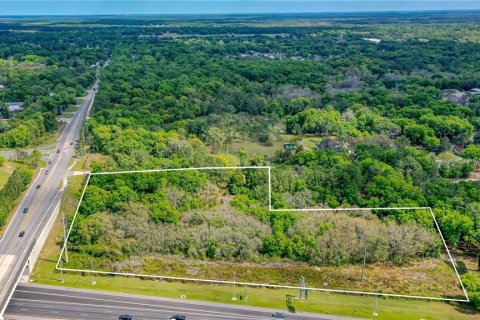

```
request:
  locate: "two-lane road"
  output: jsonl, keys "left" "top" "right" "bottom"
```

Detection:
{"left": 0, "top": 81, "right": 99, "bottom": 316}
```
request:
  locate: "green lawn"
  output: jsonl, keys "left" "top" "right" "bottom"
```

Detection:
{"left": 57, "top": 113, "right": 74, "bottom": 119}
{"left": 32, "top": 258, "right": 478, "bottom": 320}
{"left": 216, "top": 134, "right": 324, "bottom": 159}
{"left": 74, "top": 96, "right": 84, "bottom": 104}
{"left": 302, "top": 135, "right": 323, "bottom": 150}
{"left": 227, "top": 140, "right": 285, "bottom": 157}
{"left": 72, "top": 153, "right": 107, "bottom": 171}
{"left": 65, "top": 105, "right": 79, "bottom": 112}
{"left": 0, "top": 160, "right": 21, "bottom": 189}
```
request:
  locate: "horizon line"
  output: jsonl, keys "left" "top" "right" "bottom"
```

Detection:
{"left": 1, "top": 9, "right": 480, "bottom": 18}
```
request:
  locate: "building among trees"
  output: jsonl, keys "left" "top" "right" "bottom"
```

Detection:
{"left": 5, "top": 102, "right": 24, "bottom": 113}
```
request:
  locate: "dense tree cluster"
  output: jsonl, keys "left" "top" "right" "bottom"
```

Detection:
{"left": 6, "top": 15, "right": 478, "bottom": 296}
{"left": 71, "top": 169, "right": 440, "bottom": 267}
{"left": 0, "top": 167, "right": 32, "bottom": 227}
{"left": 0, "top": 28, "right": 111, "bottom": 147}
{"left": 65, "top": 15, "right": 480, "bottom": 263}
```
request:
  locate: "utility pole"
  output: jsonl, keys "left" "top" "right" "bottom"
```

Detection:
{"left": 61, "top": 211, "right": 69, "bottom": 263}
{"left": 60, "top": 260, "right": 64, "bottom": 283}
{"left": 361, "top": 232, "right": 367, "bottom": 285}
{"left": 232, "top": 271, "right": 236, "bottom": 301}
{"left": 90, "top": 259, "right": 96, "bottom": 285}
{"left": 373, "top": 287, "right": 379, "bottom": 316}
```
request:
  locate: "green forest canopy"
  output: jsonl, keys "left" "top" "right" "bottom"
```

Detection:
{"left": 1, "top": 14, "right": 480, "bottom": 305}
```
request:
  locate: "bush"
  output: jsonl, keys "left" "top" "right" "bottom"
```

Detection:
{"left": 461, "top": 273, "right": 480, "bottom": 309}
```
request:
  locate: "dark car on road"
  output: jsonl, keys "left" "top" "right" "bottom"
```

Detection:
{"left": 56, "top": 149, "right": 60, "bottom": 153}
{"left": 23, "top": 207, "right": 28, "bottom": 213}
{"left": 18, "top": 231, "right": 25, "bottom": 237}
{"left": 36, "top": 184, "right": 41, "bottom": 189}
{"left": 272, "top": 312, "right": 287, "bottom": 318}
{"left": 170, "top": 315, "right": 186, "bottom": 320}
{"left": 118, "top": 315, "right": 133, "bottom": 320}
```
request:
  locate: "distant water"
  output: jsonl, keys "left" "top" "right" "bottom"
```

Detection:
{"left": 1, "top": 1, "right": 480, "bottom": 16}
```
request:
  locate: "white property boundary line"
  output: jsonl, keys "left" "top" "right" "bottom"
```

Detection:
{"left": 56, "top": 166, "right": 470, "bottom": 302}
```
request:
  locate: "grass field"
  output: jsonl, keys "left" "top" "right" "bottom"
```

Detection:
{"left": 63, "top": 251, "right": 465, "bottom": 299}
{"left": 31, "top": 258, "right": 478, "bottom": 320}
{"left": 0, "top": 160, "right": 20, "bottom": 189}
{"left": 228, "top": 139, "right": 286, "bottom": 157}
{"left": 41, "top": 122, "right": 66, "bottom": 147}
{"left": 30, "top": 172, "right": 480, "bottom": 320}
{"left": 72, "top": 152, "right": 107, "bottom": 171}
{"left": 66, "top": 105, "right": 79, "bottom": 112}
{"left": 218, "top": 134, "right": 326, "bottom": 159}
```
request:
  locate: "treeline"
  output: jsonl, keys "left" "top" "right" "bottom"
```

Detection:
{"left": 0, "top": 167, "right": 33, "bottom": 228}
{"left": 91, "top": 29, "right": 480, "bottom": 154}
{"left": 273, "top": 142, "right": 480, "bottom": 244}
{"left": 285, "top": 105, "right": 475, "bottom": 151}
{"left": 0, "top": 112, "right": 57, "bottom": 148}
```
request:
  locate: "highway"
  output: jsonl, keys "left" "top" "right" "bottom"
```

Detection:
{"left": 5, "top": 284, "right": 359, "bottom": 320}
{"left": 0, "top": 81, "right": 99, "bottom": 316}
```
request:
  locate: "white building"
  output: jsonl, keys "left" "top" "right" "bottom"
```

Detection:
{"left": 6, "top": 102, "right": 24, "bottom": 112}
{"left": 363, "top": 38, "right": 382, "bottom": 44}
{"left": 470, "top": 88, "right": 480, "bottom": 95}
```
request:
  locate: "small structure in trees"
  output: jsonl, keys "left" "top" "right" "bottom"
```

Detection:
{"left": 283, "top": 142, "right": 296, "bottom": 151}
{"left": 389, "top": 131, "right": 400, "bottom": 139}
{"left": 469, "top": 88, "right": 480, "bottom": 95}
{"left": 456, "top": 234, "right": 480, "bottom": 271}
{"left": 6, "top": 102, "right": 24, "bottom": 113}
{"left": 362, "top": 38, "right": 381, "bottom": 44}
{"left": 316, "top": 138, "right": 345, "bottom": 153}
{"left": 441, "top": 89, "right": 467, "bottom": 104}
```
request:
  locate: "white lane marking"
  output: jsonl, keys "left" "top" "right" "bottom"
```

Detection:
{"left": 11, "top": 298, "right": 273, "bottom": 320}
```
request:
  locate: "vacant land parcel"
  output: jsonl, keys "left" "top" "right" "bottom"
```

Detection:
{"left": 58, "top": 167, "right": 467, "bottom": 301}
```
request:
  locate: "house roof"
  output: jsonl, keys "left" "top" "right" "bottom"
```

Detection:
{"left": 5, "top": 102, "right": 24, "bottom": 112}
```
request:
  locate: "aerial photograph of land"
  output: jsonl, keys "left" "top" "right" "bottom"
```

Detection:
{"left": 0, "top": 1, "right": 480, "bottom": 320}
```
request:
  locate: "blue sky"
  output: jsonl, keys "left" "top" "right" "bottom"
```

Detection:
{"left": 1, "top": 1, "right": 480, "bottom": 16}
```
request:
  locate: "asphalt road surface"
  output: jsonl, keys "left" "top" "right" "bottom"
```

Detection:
{"left": 0, "top": 81, "right": 99, "bottom": 312}
{"left": 5, "top": 284, "right": 359, "bottom": 320}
